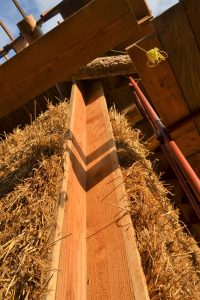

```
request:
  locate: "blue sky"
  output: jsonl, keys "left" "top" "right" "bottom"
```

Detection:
{"left": 0, "top": 0, "right": 178, "bottom": 62}
{"left": 146, "top": 0, "right": 178, "bottom": 15}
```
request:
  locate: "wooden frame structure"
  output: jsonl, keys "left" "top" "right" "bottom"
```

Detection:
{"left": 127, "top": 0, "right": 200, "bottom": 177}
{"left": 0, "top": 0, "right": 142, "bottom": 118}
{"left": 0, "top": 0, "right": 200, "bottom": 298}
{"left": 47, "top": 81, "right": 149, "bottom": 299}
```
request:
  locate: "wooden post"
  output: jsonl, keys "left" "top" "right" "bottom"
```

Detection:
{"left": 48, "top": 81, "right": 150, "bottom": 299}
{"left": 0, "top": 0, "right": 141, "bottom": 118}
{"left": 17, "top": 15, "right": 43, "bottom": 44}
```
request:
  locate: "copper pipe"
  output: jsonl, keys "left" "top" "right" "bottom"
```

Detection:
{"left": 129, "top": 76, "right": 200, "bottom": 206}
{"left": 161, "top": 144, "right": 200, "bottom": 217}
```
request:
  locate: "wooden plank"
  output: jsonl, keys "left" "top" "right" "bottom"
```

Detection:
{"left": 122, "top": 103, "right": 143, "bottom": 124}
{"left": 138, "top": 15, "right": 154, "bottom": 37}
{"left": 127, "top": 33, "right": 190, "bottom": 127}
{"left": 153, "top": 3, "right": 200, "bottom": 132}
{"left": 60, "top": 0, "right": 151, "bottom": 21}
{"left": 47, "top": 81, "right": 149, "bottom": 299}
{"left": 0, "top": 0, "right": 141, "bottom": 118}
{"left": 128, "top": 0, "right": 151, "bottom": 20}
{"left": 172, "top": 122, "right": 200, "bottom": 157}
{"left": 188, "top": 152, "right": 200, "bottom": 177}
{"left": 116, "top": 15, "right": 153, "bottom": 51}
{"left": 181, "top": 0, "right": 200, "bottom": 50}
{"left": 86, "top": 81, "right": 149, "bottom": 300}
{"left": 55, "top": 83, "right": 87, "bottom": 299}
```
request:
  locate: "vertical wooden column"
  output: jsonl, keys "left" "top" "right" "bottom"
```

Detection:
{"left": 47, "top": 81, "right": 149, "bottom": 299}
{"left": 55, "top": 83, "right": 87, "bottom": 300}
{"left": 17, "top": 15, "right": 43, "bottom": 44}
{"left": 86, "top": 81, "right": 149, "bottom": 300}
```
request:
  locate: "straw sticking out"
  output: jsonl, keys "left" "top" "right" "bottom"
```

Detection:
{"left": 110, "top": 108, "right": 200, "bottom": 300}
{"left": 0, "top": 101, "right": 69, "bottom": 299}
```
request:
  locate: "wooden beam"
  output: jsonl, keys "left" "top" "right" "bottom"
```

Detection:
{"left": 86, "top": 81, "right": 149, "bottom": 299}
{"left": 0, "top": 0, "right": 141, "bottom": 119}
{"left": 127, "top": 32, "right": 200, "bottom": 170}
{"left": 38, "top": 0, "right": 152, "bottom": 24}
{"left": 181, "top": 0, "right": 200, "bottom": 50}
{"left": 17, "top": 14, "right": 43, "bottom": 43}
{"left": 128, "top": 0, "right": 151, "bottom": 20}
{"left": 55, "top": 83, "right": 87, "bottom": 300}
{"left": 47, "top": 81, "right": 149, "bottom": 299}
{"left": 171, "top": 122, "right": 200, "bottom": 158}
{"left": 127, "top": 33, "right": 190, "bottom": 127}
{"left": 153, "top": 2, "right": 200, "bottom": 132}
{"left": 188, "top": 152, "right": 200, "bottom": 177}
{"left": 60, "top": 0, "right": 151, "bottom": 20}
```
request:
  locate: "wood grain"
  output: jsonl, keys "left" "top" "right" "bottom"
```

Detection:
{"left": 172, "top": 122, "right": 200, "bottom": 158}
{"left": 55, "top": 83, "right": 87, "bottom": 300}
{"left": 188, "top": 152, "right": 200, "bottom": 176}
{"left": 47, "top": 81, "right": 149, "bottom": 299}
{"left": 181, "top": 0, "right": 200, "bottom": 50}
{"left": 0, "top": 0, "right": 141, "bottom": 118}
{"left": 60, "top": 0, "right": 151, "bottom": 21}
{"left": 86, "top": 81, "right": 149, "bottom": 300}
{"left": 127, "top": 31, "right": 200, "bottom": 175}
{"left": 128, "top": 0, "right": 151, "bottom": 20}
{"left": 127, "top": 33, "right": 190, "bottom": 127}
{"left": 153, "top": 2, "right": 200, "bottom": 132}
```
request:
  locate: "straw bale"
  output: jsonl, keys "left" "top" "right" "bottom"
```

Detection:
{"left": 0, "top": 101, "right": 69, "bottom": 299}
{"left": 110, "top": 108, "right": 200, "bottom": 300}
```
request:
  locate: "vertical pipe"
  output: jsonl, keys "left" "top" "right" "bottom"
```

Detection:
{"left": 129, "top": 76, "right": 200, "bottom": 202}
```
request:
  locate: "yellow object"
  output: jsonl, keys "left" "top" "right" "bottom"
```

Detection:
{"left": 146, "top": 47, "right": 168, "bottom": 67}
{"left": 134, "top": 44, "right": 168, "bottom": 67}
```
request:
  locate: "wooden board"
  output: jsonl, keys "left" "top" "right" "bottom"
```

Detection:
{"left": 128, "top": 0, "right": 151, "bottom": 20}
{"left": 0, "top": 0, "right": 141, "bottom": 118}
{"left": 55, "top": 83, "right": 87, "bottom": 299}
{"left": 153, "top": 2, "right": 200, "bottom": 132}
{"left": 60, "top": 0, "right": 151, "bottom": 21}
{"left": 127, "top": 32, "right": 200, "bottom": 174}
{"left": 47, "top": 81, "right": 149, "bottom": 299}
{"left": 127, "top": 33, "right": 190, "bottom": 127}
{"left": 86, "top": 81, "right": 149, "bottom": 299}
{"left": 172, "top": 122, "right": 200, "bottom": 157}
{"left": 188, "top": 152, "right": 200, "bottom": 176}
{"left": 181, "top": 0, "right": 200, "bottom": 50}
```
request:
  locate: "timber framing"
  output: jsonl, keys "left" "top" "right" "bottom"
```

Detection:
{"left": 47, "top": 81, "right": 149, "bottom": 300}
{"left": 0, "top": 0, "right": 141, "bottom": 118}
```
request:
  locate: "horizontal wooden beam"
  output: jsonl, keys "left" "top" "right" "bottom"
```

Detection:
{"left": 128, "top": 0, "right": 151, "bottom": 20}
{"left": 0, "top": 0, "right": 141, "bottom": 118}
